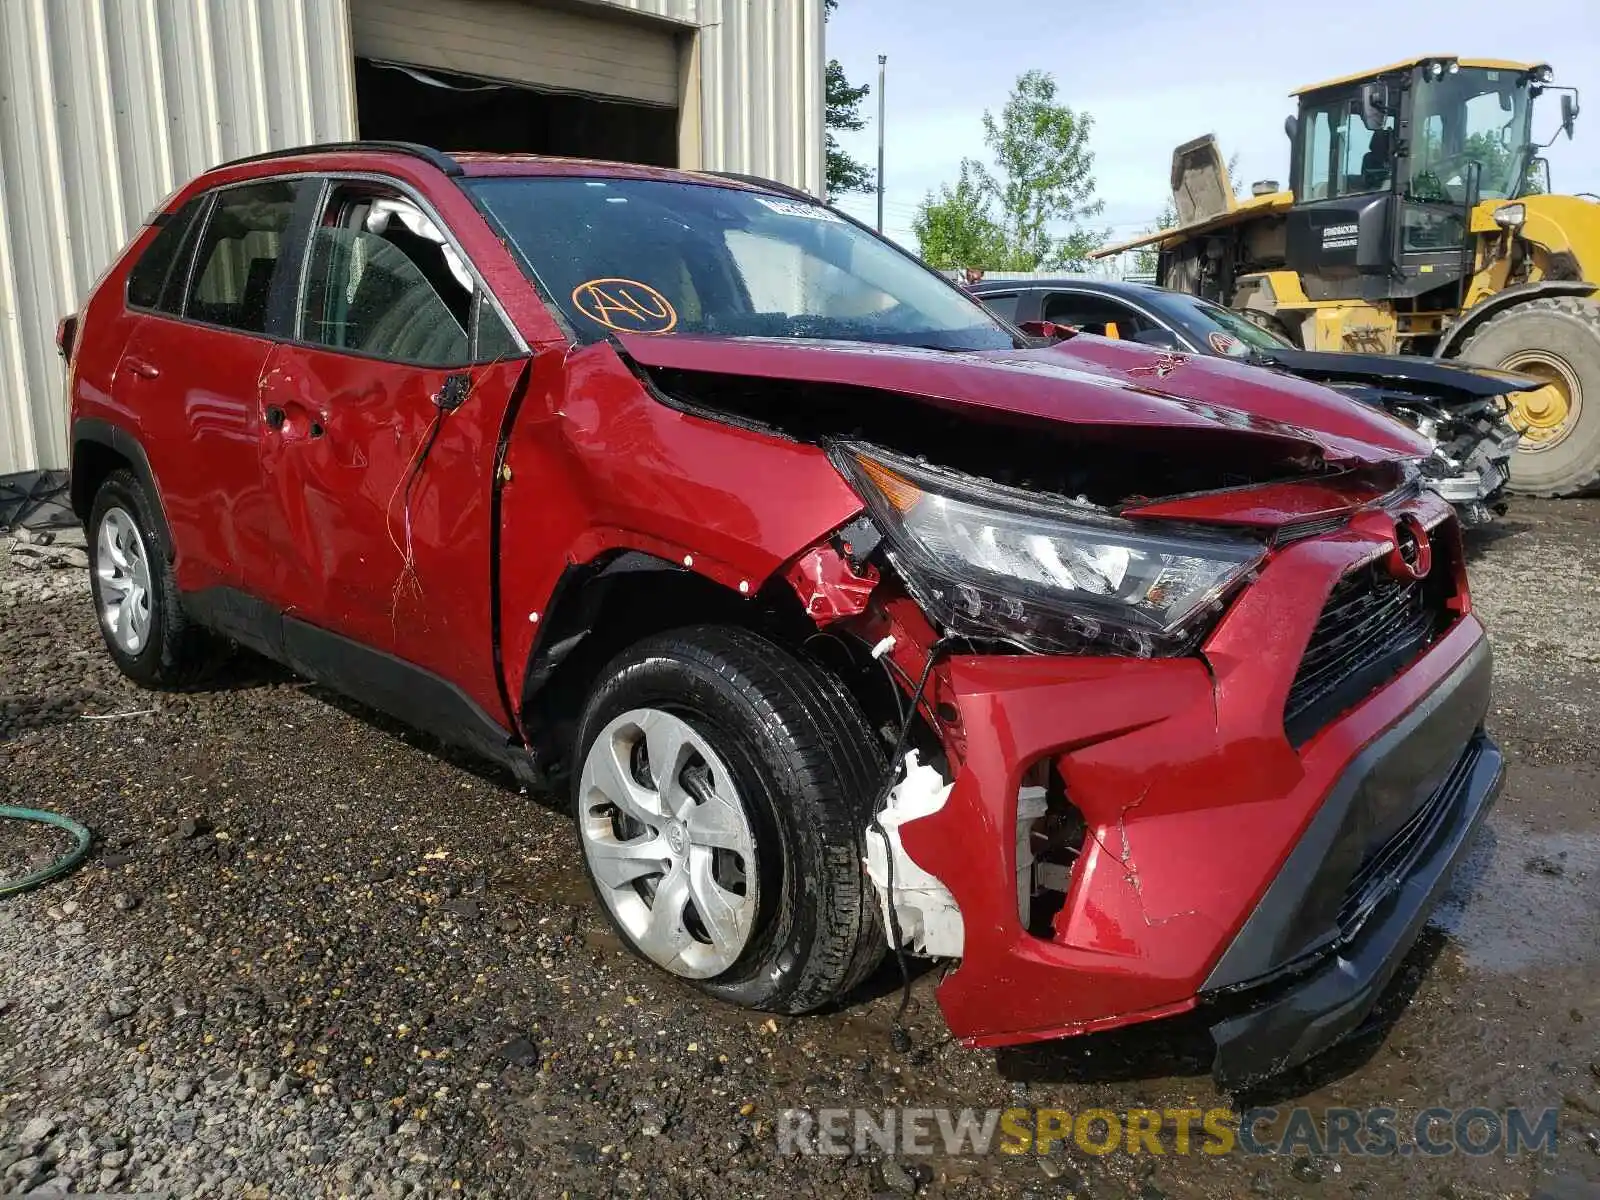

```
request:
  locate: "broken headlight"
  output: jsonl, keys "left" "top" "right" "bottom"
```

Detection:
{"left": 834, "top": 444, "right": 1267, "bottom": 657}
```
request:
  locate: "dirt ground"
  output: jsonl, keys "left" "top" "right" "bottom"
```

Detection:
{"left": 1, "top": 499, "right": 1597, "bottom": 1199}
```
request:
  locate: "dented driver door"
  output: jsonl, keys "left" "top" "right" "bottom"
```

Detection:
{"left": 250, "top": 183, "right": 526, "bottom": 721}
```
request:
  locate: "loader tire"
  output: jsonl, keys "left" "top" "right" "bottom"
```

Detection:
{"left": 1454, "top": 296, "right": 1600, "bottom": 498}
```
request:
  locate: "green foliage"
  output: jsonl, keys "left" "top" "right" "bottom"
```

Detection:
{"left": 911, "top": 161, "right": 1007, "bottom": 270}
{"left": 1134, "top": 200, "right": 1178, "bottom": 275}
{"left": 823, "top": 1, "right": 873, "bottom": 196}
{"left": 913, "top": 70, "right": 1109, "bottom": 271}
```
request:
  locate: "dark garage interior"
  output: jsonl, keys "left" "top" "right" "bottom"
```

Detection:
{"left": 354, "top": 58, "right": 679, "bottom": 165}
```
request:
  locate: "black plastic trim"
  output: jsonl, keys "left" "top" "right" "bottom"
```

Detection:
{"left": 217, "top": 140, "right": 463, "bottom": 178}
{"left": 182, "top": 587, "right": 536, "bottom": 787}
{"left": 1206, "top": 730, "right": 1502, "bottom": 1089}
{"left": 1206, "top": 634, "right": 1493, "bottom": 994}
{"left": 69, "top": 418, "right": 176, "bottom": 561}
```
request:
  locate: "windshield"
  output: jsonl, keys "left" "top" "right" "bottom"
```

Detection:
{"left": 1148, "top": 291, "right": 1296, "bottom": 357}
{"left": 469, "top": 177, "right": 1014, "bottom": 351}
{"left": 1408, "top": 66, "right": 1535, "bottom": 202}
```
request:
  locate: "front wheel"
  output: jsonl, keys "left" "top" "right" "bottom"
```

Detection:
{"left": 571, "top": 626, "right": 886, "bottom": 1013}
{"left": 1454, "top": 296, "right": 1600, "bottom": 497}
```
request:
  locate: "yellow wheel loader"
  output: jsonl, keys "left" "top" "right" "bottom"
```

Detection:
{"left": 1096, "top": 57, "right": 1600, "bottom": 496}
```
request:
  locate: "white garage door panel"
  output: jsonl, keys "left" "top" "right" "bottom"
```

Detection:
{"left": 351, "top": 0, "right": 679, "bottom": 108}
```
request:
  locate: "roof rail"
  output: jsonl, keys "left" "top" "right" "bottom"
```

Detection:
{"left": 704, "top": 171, "right": 817, "bottom": 203}
{"left": 216, "top": 141, "right": 463, "bottom": 177}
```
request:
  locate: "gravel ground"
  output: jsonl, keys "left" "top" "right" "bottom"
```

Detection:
{"left": 1, "top": 503, "right": 1599, "bottom": 1199}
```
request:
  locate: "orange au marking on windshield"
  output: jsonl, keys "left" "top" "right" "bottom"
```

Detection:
{"left": 572, "top": 278, "right": 678, "bottom": 334}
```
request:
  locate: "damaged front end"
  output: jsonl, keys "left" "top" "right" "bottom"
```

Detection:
{"left": 622, "top": 333, "right": 1500, "bottom": 1086}
{"left": 783, "top": 460, "right": 1499, "bottom": 1086}
{"left": 1322, "top": 383, "right": 1521, "bottom": 525}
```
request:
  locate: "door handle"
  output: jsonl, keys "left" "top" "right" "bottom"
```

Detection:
{"left": 264, "top": 405, "right": 286, "bottom": 431}
{"left": 124, "top": 356, "right": 160, "bottom": 380}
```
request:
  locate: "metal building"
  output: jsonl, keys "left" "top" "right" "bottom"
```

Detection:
{"left": 0, "top": 0, "right": 825, "bottom": 475}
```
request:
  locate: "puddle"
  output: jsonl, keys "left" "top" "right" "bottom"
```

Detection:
{"left": 1430, "top": 814, "right": 1600, "bottom": 974}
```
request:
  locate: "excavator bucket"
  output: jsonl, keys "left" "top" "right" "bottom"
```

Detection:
{"left": 1171, "top": 135, "right": 1237, "bottom": 225}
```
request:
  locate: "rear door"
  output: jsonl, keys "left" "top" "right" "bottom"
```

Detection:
{"left": 254, "top": 179, "right": 526, "bottom": 717}
{"left": 112, "top": 178, "right": 314, "bottom": 595}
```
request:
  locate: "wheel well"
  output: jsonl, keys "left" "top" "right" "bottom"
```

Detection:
{"left": 520, "top": 553, "right": 902, "bottom": 783}
{"left": 69, "top": 439, "right": 131, "bottom": 525}
{"left": 1437, "top": 280, "right": 1597, "bottom": 359}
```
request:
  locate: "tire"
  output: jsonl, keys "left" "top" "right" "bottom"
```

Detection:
{"left": 87, "top": 468, "right": 213, "bottom": 687}
{"left": 571, "top": 625, "right": 886, "bottom": 1014}
{"left": 1453, "top": 296, "right": 1600, "bottom": 497}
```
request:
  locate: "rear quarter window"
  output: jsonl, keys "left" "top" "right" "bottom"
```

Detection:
{"left": 976, "top": 292, "right": 1020, "bottom": 322}
{"left": 126, "top": 197, "right": 206, "bottom": 313}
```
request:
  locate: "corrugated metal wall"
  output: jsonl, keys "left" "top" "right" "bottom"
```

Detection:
{"left": 584, "top": 0, "right": 826, "bottom": 197}
{"left": 0, "top": 0, "right": 822, "bottom": 476}
{"left": 697, "top": 0, "right": 825, "bottom": 197}
{"left": 0, "top": 0, "right": 355, "bottom": 475}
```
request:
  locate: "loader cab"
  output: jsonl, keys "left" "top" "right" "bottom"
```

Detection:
{"left": 1285, "top": 58, "right": 1544, "bottom": 306}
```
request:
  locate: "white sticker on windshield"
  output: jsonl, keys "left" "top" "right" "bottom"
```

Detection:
{"left": 756, "top": 196, "right": 844, "bottom": 222}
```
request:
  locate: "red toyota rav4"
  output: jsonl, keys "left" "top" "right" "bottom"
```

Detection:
{"left": 63, "top": 142, "right": 1501, "bottom": 1086}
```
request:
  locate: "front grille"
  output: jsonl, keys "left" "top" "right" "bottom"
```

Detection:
{"left": 1335, "top": 739, "right": 1480, "bottom": 941}
{"left": 1284, "top": 556, "right": 1451, "bottom": 745}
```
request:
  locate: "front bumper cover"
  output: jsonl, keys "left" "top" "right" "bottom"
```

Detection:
{"left": 1204, "top": 638, "right": 1501, "bottom": 1086}
{"left": 896, "top": 497, "right": 1497, "bottom": 1083}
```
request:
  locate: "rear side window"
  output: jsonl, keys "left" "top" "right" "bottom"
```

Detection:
{"left": 126, "top": 197, "right": 205, "bottom": 313}
{"left": 977, "top": 292, "right": 1020, "bottom": 322}
{"left": 186, "top": 181, "right": 303, "bottom": 334}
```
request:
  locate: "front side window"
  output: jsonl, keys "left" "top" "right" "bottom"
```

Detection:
{"left": 298, "top": 185, "right": 475, "bottom": 366}
{"left": 469, "top": 177, "right": 1014, "bottom": 352}
{"left": 127, "top": 196, "right": 206, "bottom": 314}
{"left": 1042, "top": 293, "right": 1151, "bottom": 338}
{"left": 1298, "top": 95, "right": 1395, "bottom": 201}
{"left": 186, "top": 181, "right": 304, "bottom": 334}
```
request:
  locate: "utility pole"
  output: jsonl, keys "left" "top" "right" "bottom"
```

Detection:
{"left": 876, "top": 54, "right": 887, "bottom": 233}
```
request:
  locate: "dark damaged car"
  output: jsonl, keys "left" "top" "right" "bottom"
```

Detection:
{"left": 971, "top": 277, "right": 1530, "bottom": 526}
{"left": 63, "top": 145, "right": 1502, "bottom": 1087}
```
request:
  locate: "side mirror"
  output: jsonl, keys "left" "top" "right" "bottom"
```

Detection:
{"left": 1133, "top": 327, "right": 1182, "bottom": 350}
{"left": 1561, "top": 92, "right": 1578, "bottom": 140}
{"left": 1358, "top": 82, "right": 1389, "bottom": 133}
{"left": 1284, "top": 113, "right": 1298, "bottom": 142}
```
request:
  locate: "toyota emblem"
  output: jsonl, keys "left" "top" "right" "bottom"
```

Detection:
{"left": 1385, "top": 514, "right": 1433, "bottom": 581}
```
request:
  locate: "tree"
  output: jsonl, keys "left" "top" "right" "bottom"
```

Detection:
{"left": 1132, "top": 201, "right": 1177, "bottom": 275}
{"left": 979, "top": 70, "right": 1108, "bottom": 270}
{"left": 823, "top": 0, "right": 873, "bottom": 195}
{"left": 911, "top": 160, "right": 1007, "bottom": 270}
{"left": 912, "top": 69, "right": 1109, "bottom": 271}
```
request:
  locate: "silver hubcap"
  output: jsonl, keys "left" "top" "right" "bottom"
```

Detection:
{"left": 95, "top": 507, "right": 153, "bottom": 654}
{"left": 578, "top": 708, "right": 759, "bottom": 980}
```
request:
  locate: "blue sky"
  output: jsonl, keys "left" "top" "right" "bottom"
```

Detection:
{"left": 824, "top": 0, "right": 1600, "bottom": 252}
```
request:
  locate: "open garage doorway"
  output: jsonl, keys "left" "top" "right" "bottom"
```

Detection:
{"left": 354, "top": 58, "right": 679, "bottom": 165}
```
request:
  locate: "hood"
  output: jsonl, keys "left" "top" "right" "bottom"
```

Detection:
{"left": 616, "top": 334, "right": 1430, "bottom": 467}
{"left": 1253, "top": 347, "right": 1541, "bottom": 401}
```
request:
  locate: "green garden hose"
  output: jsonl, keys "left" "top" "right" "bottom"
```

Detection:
{"left": 0, "top": 807, "right": 92, "bottom": 897}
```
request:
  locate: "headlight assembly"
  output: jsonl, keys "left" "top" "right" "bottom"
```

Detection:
{"left": 833, "top": 444, "right": 1268, "bottom": 657}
